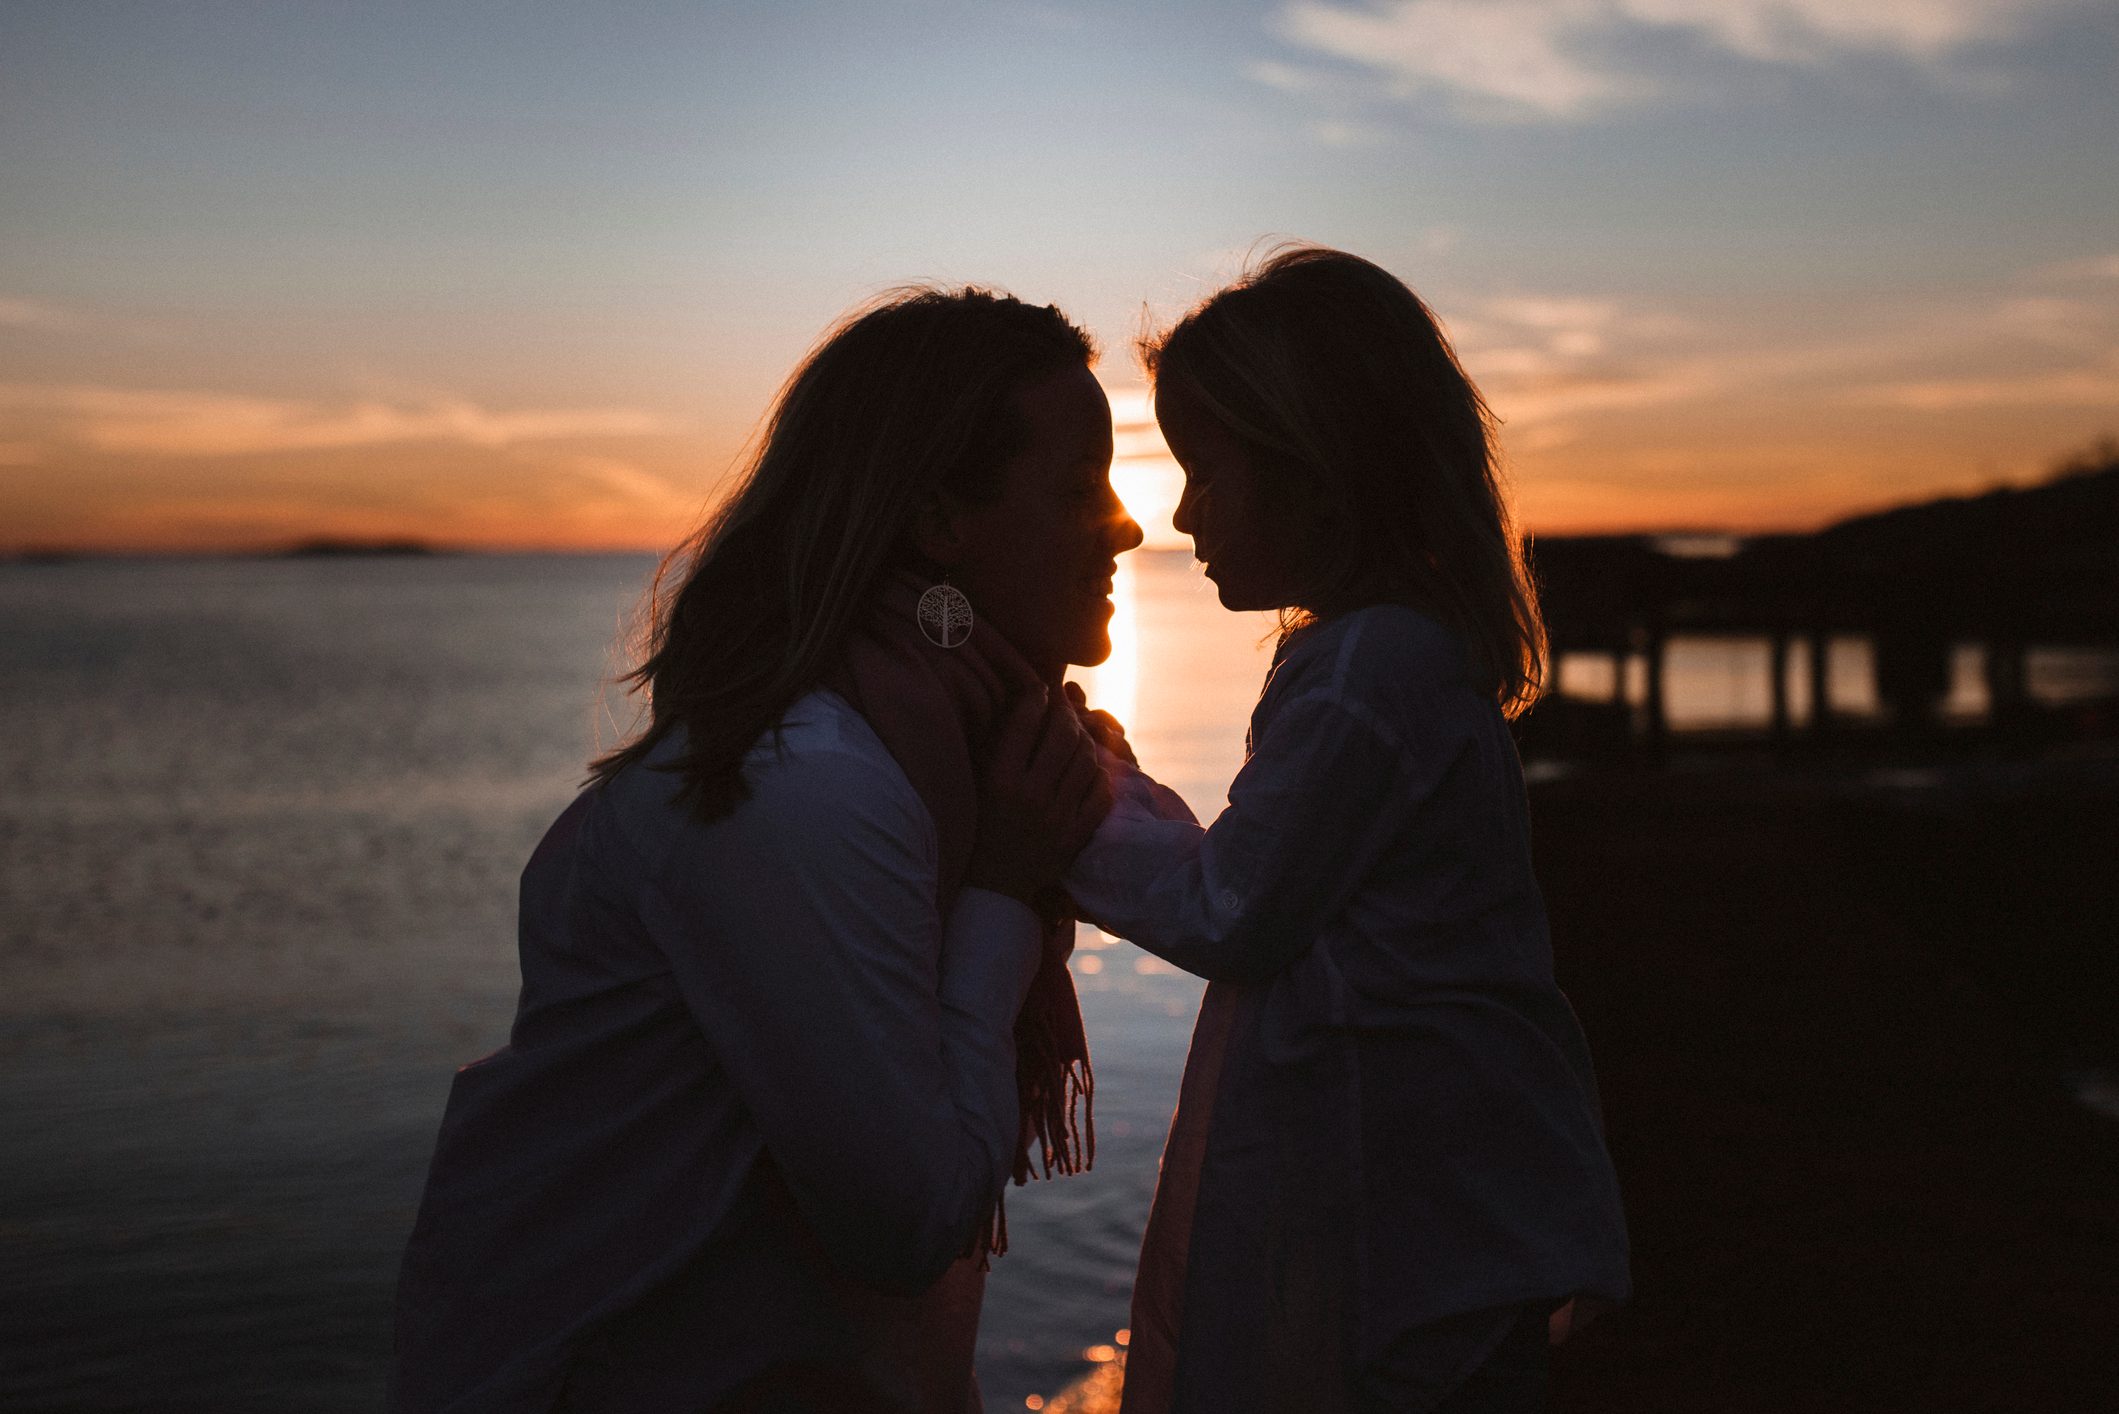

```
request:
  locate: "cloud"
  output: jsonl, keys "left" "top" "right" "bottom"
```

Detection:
{"left": 1309, "top": 118, "right": 1390, "bottom": 146}
{"left": 1449, "top": 293, "right": 1707, "bottom": 423}
{"left": 2029, "top": 251, "right": 2119, "bottom": 282}
{"left": 1618, "top": 0, "right": 2060, "bottom": 64}
{"left": 1839, "top": 284, "right": 2119, "bottom": 407}
{"left": 1277, "top": 1, "right": 1624, "bottom": 119}
{"left": 565, "top": 454, "right": 693, "bottom": 512}
{"left": 0, "top": 384, "right": 675, "bottom": 458}
{"left": 1269, "top": 0, "right": 2077, "bottom": 121}
{"left": 0, "top": 297, "right": 78, "bottom": 332}
{"left": 1988, "top": 295, "right": 2113, "bottom": 353}
{"left": 1244, "top": 59, "right": 1332, "bottom": 93}
{"left": 1486, "top": 361, "right": 1720, "bottom": 427}
{"left": 1857, "top": 354, "right": 2119, "bottom": 410}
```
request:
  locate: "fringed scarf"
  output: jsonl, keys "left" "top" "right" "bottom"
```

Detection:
{"left": 821, "top": 571, "right": 1095, "bottom": 1256}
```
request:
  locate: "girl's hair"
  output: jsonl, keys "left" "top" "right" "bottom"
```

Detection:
{"left": 1140, "top": 245, "right": 1545, "bottom": 717}
{"left": 591, "top": 286, "right": 1096, "bottom": 813}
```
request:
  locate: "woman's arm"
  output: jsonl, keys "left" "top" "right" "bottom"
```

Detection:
{"left": 1067, "top": 686, "right": 1475, "bottom": 984}
{"left": 639, "top": 742, "right": 1041, "bottom": 1293}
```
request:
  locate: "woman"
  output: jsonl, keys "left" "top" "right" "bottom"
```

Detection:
{"left": 391, "top": 285, "right": 1144, "bottom": 1413}
{"left": 1067, "top": 248, "right": 1629, "bottom": 1412}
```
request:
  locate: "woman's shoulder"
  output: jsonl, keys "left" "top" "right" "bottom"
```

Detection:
{"left": 601, "top": 690, "right": 933, "bottom": 873}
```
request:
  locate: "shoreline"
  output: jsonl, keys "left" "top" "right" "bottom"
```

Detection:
{"left": 1039, "top": 762, "right": 2119, "bottom": 1411}
{"left": 1541, "top": 765, "right": 2119, "bottom": 1410}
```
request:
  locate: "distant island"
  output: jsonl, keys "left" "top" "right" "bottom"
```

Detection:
{"left": 276, "top": 537, "right": 445, "bottom": 558}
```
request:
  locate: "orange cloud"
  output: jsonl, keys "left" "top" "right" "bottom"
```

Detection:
{"left": 1857, "top": 358, "right": 2119, "bottom": 411}
{"left": 2, "top": 430, "right": 714, "bottom": 554}
{"left": 0, "top": 383, "right": 677, "bottom": 458}
{"left": 0, "top": 297, "right": 78, "bottom": 332}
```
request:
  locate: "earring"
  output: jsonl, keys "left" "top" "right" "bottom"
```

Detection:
{"left": 917, "top": 579, "right": 974, "bottom": 648}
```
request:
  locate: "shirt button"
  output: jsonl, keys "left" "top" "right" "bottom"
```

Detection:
{"left": 1219, "top": 889, "right": 1242, "bottom": 914}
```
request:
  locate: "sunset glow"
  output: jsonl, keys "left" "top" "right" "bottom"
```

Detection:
{"left": 1105, "top": 382, "right": 1189, "bottom": 551}
{"left": 1072, "top": 553, "right": 1141, "bottom": 733}
{"left": 3, "top": 3, "right": 2114, "bottom": 552}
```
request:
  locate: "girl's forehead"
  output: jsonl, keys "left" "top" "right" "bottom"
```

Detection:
{"left": 1150, "top": 378, "right": 1201, "bottom": 432}
{"left": 1154, "top": 380, "right": 1240, "bottom": 454}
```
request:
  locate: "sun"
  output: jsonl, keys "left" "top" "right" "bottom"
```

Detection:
{"left": 1102, "top": 381, "right": 1189, "bottom": 551}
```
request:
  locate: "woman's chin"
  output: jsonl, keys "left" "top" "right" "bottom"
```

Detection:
{"left": 1064, "top": 626, "right": 1114, "bottom": 668}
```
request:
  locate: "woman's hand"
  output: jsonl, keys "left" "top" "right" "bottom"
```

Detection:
{"left": 967, "top": 690, "right": 1113, "bottom": 906}
{"left": 1062, "top": 680, "right": 1137, "bottom": 766}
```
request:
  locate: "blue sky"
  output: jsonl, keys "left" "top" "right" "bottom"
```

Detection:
{"left": 4, "top": 0, "right": 2116, "bottom": 548}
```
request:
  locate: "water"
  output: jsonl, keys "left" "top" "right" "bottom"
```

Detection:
{"left": 11, "top": 553, "right": 2106, "bottom": 1410}
{"left": 0, "top": 551, "right": 1271, "bottom": 1412}
{"left": 1555, "top": 636, "right": 2119, "bottom": 729}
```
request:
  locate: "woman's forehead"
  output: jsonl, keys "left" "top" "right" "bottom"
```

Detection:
{"left": 1013, "top": 365, "right": 1111, "bottom": 460}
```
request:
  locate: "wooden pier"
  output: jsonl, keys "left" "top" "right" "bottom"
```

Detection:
{"left": 1520, "top": 455, "right": 2119, "bottom": 763}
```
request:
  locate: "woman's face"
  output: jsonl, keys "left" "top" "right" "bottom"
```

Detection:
{"left": 1157, "top": 380, "right": 1310, "bottom": 612}
{"left": 947, "top": 363, "right": 1142, "bottom": 673}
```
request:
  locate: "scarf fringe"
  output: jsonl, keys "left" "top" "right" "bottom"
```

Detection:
{"left": 970, "top": 1054, "right": 1095, "bottom": 1268}
{"left": 971, "top": 926, "right": 1096, "bottom": 1264}
{"left": 1017, "top": 1056, "right": 1096, "bottom": 1181}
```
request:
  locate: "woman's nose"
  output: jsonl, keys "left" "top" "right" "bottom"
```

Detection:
{"left": 1101, "top": 486, "right": 1144, "bottom": 551}
{"left": 1110, "top": 506, "right": 1145, "bottom": 553}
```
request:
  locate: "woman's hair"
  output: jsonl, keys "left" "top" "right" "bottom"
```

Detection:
{"left": 591, "top": 286, "right": 1096, "bottom": 813}
{"left": 1140, "top": 245, "right": 1545, "bottom": 717}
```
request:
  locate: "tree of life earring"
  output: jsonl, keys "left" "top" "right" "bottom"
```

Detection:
{"left": 917, "top": 579, "right": 973, "bottom": 648}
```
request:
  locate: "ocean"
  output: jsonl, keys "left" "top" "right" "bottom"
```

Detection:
{"left": 4, "top": 549, "right": 2105, "bottom": 1411}
{"left": 0, "top": 551, "right": 1262, "bottom": 1412}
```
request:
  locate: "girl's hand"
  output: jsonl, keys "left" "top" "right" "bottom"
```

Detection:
{"left": 1063, "top": 680, "right": 1137, "bottom": 766}
{"left": 968, "top": 691, "right": 1114, "bottom": 905}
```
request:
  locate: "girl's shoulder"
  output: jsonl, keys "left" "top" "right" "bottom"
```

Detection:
{"left": 1271, "top": 603, "right": 1473, "bottom": 709}
{"left": 1248, "top": 604, "right": 1492, "bottom": 765}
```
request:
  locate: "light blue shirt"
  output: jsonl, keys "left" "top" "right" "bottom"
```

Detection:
{"left": 392, "top": 690, "right": 1040, "bottom": 1413}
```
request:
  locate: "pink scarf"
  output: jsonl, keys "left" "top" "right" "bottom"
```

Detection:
{"left": 821, "top": 571, "right": 1095, "bottom": 1252}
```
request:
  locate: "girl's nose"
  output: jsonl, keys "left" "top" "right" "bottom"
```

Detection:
{"left": 1172, "top": 482, "right": 1197, "bottom": 537}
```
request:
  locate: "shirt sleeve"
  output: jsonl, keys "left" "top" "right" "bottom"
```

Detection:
{"left": 1066, "top": 687, "right": 1474, "bottom": 984}
{"left": 636, "top": 742, "right": 1042, "bottom": 1292}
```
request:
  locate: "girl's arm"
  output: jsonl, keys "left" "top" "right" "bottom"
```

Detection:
{"left": 640, "top": 744, "right": 1042, "bottom": 1293}
{"left": 1067, "top": 687, "right": 1474, "bottom": 984}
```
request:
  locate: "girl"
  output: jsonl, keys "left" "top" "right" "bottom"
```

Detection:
{"left": 391, "top": 286, "right": 1142, "bottom": 1413}
{"left": 1068, "top": 248, "right": 1629, "bottom": 1413}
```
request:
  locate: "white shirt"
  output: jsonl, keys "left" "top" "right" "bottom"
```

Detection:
{"left": 393, "top": 689, "right": 1041, "bottom": 1413}
{"left": 1063, "top": 604, "right": 1629, "bottom": 1412}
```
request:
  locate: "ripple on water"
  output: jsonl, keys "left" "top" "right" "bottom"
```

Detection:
{"left": 0, "top": 553, "right": 1270, "bottom": 1412}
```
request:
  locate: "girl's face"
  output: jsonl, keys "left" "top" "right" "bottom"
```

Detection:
{"left": 1157, "top": 380, "right": 1313, "bottom": 613}
{"left": 945, "top": 363, "right": 1143, "bottom": 673}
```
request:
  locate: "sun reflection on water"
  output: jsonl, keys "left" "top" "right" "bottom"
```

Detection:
{"left": 1071, "top": 553, "right": 1138, "bottom": 732}
{"left": 1068, "top": 554, "right": 1141, "bottom": 962}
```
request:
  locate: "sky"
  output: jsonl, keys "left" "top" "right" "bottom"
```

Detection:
{"left": 3, "top": 0, "right": 2116, "bottom": 552}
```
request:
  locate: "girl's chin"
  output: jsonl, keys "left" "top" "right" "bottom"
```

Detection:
{"left": 1213, "top": 582, "right": 1275, "bottom": 613}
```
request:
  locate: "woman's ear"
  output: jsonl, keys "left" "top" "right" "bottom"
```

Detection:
{"left": 910, "top": 490, "right": 966, "bottom": 570}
